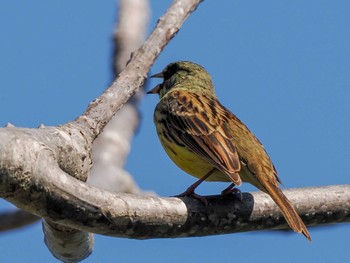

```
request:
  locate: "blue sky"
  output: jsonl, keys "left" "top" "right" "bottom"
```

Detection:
{"left": 1, "top": 1, "right": 349, "bottom": 262}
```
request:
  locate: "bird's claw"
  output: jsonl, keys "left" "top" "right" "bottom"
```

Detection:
{"left": 175, "top": 190, "right": 209, "bottom": 206}
{"left": 221, "top": 187, "right": 243, "bottom": 201}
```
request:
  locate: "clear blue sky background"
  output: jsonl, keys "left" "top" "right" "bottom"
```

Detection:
{"left": 0, "top": 1, "right": 349, "bottom": 262}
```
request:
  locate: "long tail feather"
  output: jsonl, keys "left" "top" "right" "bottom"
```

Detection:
{"left": 262, "top": 181, "right": 311, "bottom": 241}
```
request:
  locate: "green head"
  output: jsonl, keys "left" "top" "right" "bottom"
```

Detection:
{"left": 147, "top": 61, "right": 216, "bottom": 98}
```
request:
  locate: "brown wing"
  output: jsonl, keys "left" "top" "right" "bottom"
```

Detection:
{"left": 158, "top": 90, "right": 242, "bottom": 185}
{"left": 212, "top": 102, "right": 311, "bottom": 240}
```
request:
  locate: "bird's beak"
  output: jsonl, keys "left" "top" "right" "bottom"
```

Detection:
{"left": 148, "top": 71, "right": 164, "bottom": 94}
{"left": 147, "top": 84, "right": 162, "bottom": 94}
{"left": 150, "top": 72, "right": 164, "bottom": 78}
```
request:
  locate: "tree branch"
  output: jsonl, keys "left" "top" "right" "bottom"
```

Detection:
{"left": 2, "top": 158, "right": 349, "bottom": 237}
{"left": 0, "top": 0, "right": 202, "bottom": 261}
{"left": 74, "top": 0, "right": 203, "bottom": 140}
{"left": 87, "top": 0, "right": 151, "bottom": 194}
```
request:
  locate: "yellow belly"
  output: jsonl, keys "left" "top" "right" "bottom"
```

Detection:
{"left": 160, "top": 136, "right": 230, "bottom": 182}
{"left": 159, "top": 134, "right": 266, "bottom": 191}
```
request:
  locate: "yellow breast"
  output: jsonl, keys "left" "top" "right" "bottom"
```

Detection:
{"left": 159, "top": 135, "right": 230, "bottom": 182}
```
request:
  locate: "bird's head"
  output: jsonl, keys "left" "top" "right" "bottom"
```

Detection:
{"left": 147, "top": 61, "right": 216, "bottom": 98}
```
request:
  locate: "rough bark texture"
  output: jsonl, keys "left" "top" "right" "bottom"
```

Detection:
{"left": 2, "top": 161, "right": 350, "bottom": 238}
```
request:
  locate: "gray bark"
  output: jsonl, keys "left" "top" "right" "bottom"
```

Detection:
{"left": 2, "top": 163, "right": 350, "bottom": 237}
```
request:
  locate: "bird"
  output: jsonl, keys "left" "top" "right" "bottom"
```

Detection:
{"left": 147, "top": 61, "right": 311, "bottom": 240}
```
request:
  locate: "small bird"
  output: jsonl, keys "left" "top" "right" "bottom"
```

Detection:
{"left": 148, "top": 61, "right": 311, "bottom": 240}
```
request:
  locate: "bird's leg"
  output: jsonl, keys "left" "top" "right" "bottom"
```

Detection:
{"left": 175, "top": 168, "right": 216, "bottom": 205}
{"left": 221, "top": 183, "right": 235, "bottom": 195}
{"left": 221, "top": 183, "right": 243, "bottom": 201}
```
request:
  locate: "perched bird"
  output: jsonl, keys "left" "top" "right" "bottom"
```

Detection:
{"left": 148, "top": 61, "right": 311, "bottom": 240}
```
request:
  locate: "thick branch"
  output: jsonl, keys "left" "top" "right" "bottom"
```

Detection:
{"left": 0, "top": 125, "right": 93, "bottom": 262}
{"left": 2, "top": 158, "right": 349, "bottom": 238}
{"left": 42, "top": 220, "right": 93, "bottom": 263}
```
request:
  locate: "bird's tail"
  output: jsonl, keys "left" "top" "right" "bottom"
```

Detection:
{"left": 262, "top": 181, "right": 311, "bottom": 241}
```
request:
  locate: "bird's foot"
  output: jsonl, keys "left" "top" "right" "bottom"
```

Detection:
{"left": 175, "top": 189, "right": 208, "bottom": 206}
{"left": 221, "top": 185, "right": 243, "bottom": 201}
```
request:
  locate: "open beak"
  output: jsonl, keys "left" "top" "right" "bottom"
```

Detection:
{"left": 147, "top": 84, "right": 162, "bottom": 94}
{"left": 150, "top": 72, "right": 164, "bottom": 78}
{"left": 148, "top": 71, "right": 164, "bottom": 94}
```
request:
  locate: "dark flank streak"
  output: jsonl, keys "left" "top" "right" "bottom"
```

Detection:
{"left": 166, "top": 129, "right": 185, "bottom": 147}
{"left": 172, "top": 129, "right": 186, "bottom": 147}
{"left": 167, "top": 145, "right": 178, "bottom": 156}
{"left": 169, "top": 113, "right": 185, "bottom": 130}
{"left": 181, "top": 133, "right": 210, "bottom": 160}
{"left": 166, "top": 117, "right": 186, "bottom": 147}
{"left": 157, "top": 117, "right": 168, "bottom": 128}
{"left": 161, "top": 130, "right": 171, "bottom": 141}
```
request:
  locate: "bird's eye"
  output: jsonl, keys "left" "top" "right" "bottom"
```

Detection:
{"left": 163, "top": 64, "right": 179, "bottom": 79}
{"left": 163, "top": 64, "right": 191, "bottom": 80}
